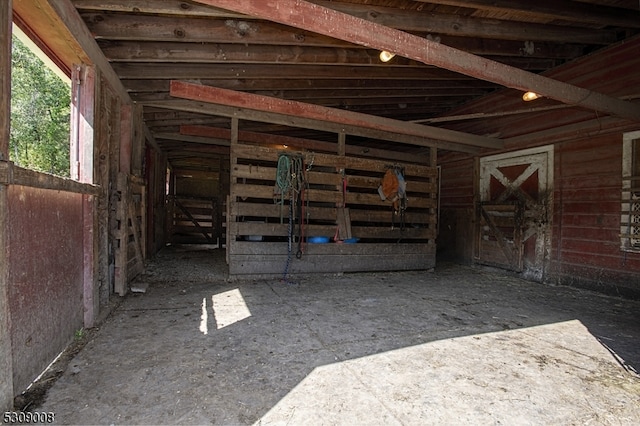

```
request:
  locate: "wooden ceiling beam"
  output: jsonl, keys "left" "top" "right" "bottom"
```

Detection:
{"left": 193, "top": 0, "right": 640, "bottom": 122}
{"left": 101, "top": 41, "right": 567, "bottom": 70}
{"left": 77, "top": 1, "right": 618, "bottom": 44}
{"left": 124, "top": 78, "right": 499, "bottom": 93}
{"left": 180, "top": 125, "right": 432, "bottom": 163}
{"left": 144, "top": 98, "right": 483, "bottom": 154}
{"left": 155, "top": 132, "right": 230, "bottom": 147}
{"left": 131, "top": 89, "right": 486, "bottom": 104}
{"left": 100, "top": 39, "right": 588, "bottom": 64}
{"left": 169, "top": 80, "right": 502, "bottom": 150}
{"left": 72, "top": 0, "right": 246, "bottom": 18}
{"left": 415, "top": 0, "right": 640, "bottom": 29}
{"left": 112, "top": 62, "right": 467, "bottom": 80}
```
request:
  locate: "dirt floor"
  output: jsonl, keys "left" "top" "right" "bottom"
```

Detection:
{"left": 31, "top": 245, "right": 640, "bottom": 425}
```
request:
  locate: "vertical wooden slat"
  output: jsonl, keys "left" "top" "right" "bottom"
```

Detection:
{"left": 140, "top": 183, "right": 147, "bottom": 260}
{"left": 338, "top": 132, "right": 346, "bottom": 156}
{"left": 0, "top": 0, "right": 14, "bottom": 412}
{"left": 71, "top": 65, "right": 99, "bottom": 327}
{"left": 430, "top": 147, "right": 438, "bottom": 244}
{"left": 0, "top": 0, "right": 9, "bottom": 161}
{"left": 228, "top": 117, "right": 238, "bottom": 263}
{"left": 114, "top": 173, "right": 128, "bottom": 296}
{"left": 76, "top": 65, "right": 96, "bottom": 184}
{"left": 119, "top": 103, "right": 132, "bottom": 175}
{"left": 131, "top": 104, "right": 144, "bottom": 176}
{"left": 82, "top": 192, "right": 97, "bottom": 328}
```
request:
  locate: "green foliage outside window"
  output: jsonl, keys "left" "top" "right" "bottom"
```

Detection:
{"left": 10, "top": 36, "right": 70, "bottom": 177}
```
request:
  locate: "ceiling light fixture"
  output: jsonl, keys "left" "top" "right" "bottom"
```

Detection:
{"left": 522, "top": 91, "right": 541, "bottom": 102}
{"left": 379, "top": 50, "right": 396, "bottom": 62}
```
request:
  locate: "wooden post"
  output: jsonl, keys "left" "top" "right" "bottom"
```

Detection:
{"left": 0, "top": 0, "right": 14, "bottom": 412}
{"left": 227, "top": 117, "right": 238, "bottom": 265}
{"left": 338, "top": 132, "right": 346, "bottom": 157}
{"left": 430, "top": 147, "right": 438, "bottom": 245}
{"left": 71, "top": 65, "right": 96, "bottom": 184}
{"left": 131, "top": 104, "right": 144, "bottom": 176}
{"left": 114, "top": 173, "right": 128, "bottom": 296}
{"left": 71, "top": 65, "right": 99, "bottom": 327}
{"left": 119, "top": 103, "right": 132, "bottom": 175}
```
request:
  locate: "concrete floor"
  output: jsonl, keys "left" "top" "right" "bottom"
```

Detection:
{"left": 39, "top": 245, "right": 640, "bottom": 425}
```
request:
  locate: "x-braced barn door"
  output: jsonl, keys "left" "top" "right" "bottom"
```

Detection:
{"left": 476, "top": 146, "right": 553, "bottom": 281}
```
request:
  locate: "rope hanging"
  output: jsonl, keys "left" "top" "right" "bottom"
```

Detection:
{"left": 275, "top": 152, "right": 307, "bottom": 284}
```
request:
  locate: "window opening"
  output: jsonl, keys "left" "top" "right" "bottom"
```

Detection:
{"left": 10, "top": 24, "right": 71, "bottom": 177}
{"left": 621, "top": 131, "right": 640, "bottom": 252}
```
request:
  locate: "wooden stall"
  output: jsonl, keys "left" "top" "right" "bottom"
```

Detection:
{"left": 227, "top": 142, "right": 437, "bottom": 276}
{"left": 113, "top": 173, "right": 146, "bottom": 296}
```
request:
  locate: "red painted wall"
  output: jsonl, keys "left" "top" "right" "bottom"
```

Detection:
{"left": 437, "top": 36, "right": 640, "bottom": 296}
{"left": 553, "top": 136, "right": 640, "bottom": 296}
{"left": 7, "top": 186, "right": 84, "bottom": 392}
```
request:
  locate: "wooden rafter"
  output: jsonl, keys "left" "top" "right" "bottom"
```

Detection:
{"left": 144, "top": 98, "right": 483, "bottom": 154}
{"left": 76, "top": 0, "right": 618, "bottom": 44}
{"left": 192, "top": 0, "right": 640, "bottom": 123}
{"left": 168, "top": 80, "right": 502, "bottom": 151}
{"left": 179, "top": 125, "right": 432, "bottom": 164}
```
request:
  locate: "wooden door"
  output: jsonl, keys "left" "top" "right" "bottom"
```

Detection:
{"left": 476, "top": 146, "right": 553, "bottom": 281}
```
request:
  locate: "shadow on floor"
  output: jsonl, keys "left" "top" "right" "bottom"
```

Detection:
{"left": 39, "top": 245, "right": 640, "bottom": 425}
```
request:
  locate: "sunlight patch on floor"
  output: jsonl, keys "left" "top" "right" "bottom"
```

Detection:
{"left": 257, "top": 320, "right": 639, "bottom": 425}
{"left": 211, "top": 288, "right": 252, "bottom": 330}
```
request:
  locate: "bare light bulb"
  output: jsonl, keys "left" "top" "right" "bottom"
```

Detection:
{"left": 522, "top": 91, "right": 541, "bottom": 102}
{"left": 379, "top": 50, "right": 395, "bottom": 62}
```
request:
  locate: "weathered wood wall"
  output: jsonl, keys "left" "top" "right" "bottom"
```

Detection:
{"left": 228, "top": 143, "right": 437, "bottom": 276}
{"left": 0, "top": 0, "right": 13, "bottom": 412}
{"left": 552, "top": 136, "right": 640, "bottom": 296}
{"left": 6, "top": 186, "right": 86, "bottom": 393}
{"left": 145, "top": 145, "right": 167, "bottom": 255}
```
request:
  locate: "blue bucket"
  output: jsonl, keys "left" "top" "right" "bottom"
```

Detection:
{"left": 308, "top": 236, "right": 330, "bottom": 244}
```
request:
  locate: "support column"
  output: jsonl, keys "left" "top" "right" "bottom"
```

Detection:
{"left": 0, "top": 0, "right": 15, "bottom": 411}
{"left": 71, "top": 65, "right": 98, "bottom": 327}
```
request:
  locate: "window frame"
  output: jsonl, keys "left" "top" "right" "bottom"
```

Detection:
{"left": 621, "top": 130, "right": 640, "bottom": 253}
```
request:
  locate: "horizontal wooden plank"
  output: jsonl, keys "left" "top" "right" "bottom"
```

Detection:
{"left": 231, "top": 241, "right": 435, "bottom": 256}
{"left": 230, "top": 221, "right": 435, "bottom": 240}
{"left": 233, "top": 163, "right": 343, "bottom": 186}
{"left": 229, "top": 252, "right": 435, "bottom": 275}
{"left": 346, "top": 175, "right": 436, "bottom": 194}
{"left": 234, "top": 141, "right": 437, "bottom": 177}
{"left": 232, "top": 202, "right": 435, "bottom": 225}
{"left": 228, "top": 241, "right": 436, "bottom": 275}
{"left": 347, "top": 192, "right": 436, "bottom": 208}
{"left": 0, "top": 161, "right": 100, "bottom": 195}
{"left": 232, "top": 183, "right": 343, "bottom": 203}
{"left": 231, "top": 222, "right": 336, "bottom": 237}
{"left": 351, "top": 226, "right": 435, "bottom": 239}
{"left": 350, "top": 209, "right": 436, "bottom": 224}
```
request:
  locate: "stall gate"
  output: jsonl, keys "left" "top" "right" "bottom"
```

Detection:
{"left": 476, "top": 146, "right": 553, "bottom": 281}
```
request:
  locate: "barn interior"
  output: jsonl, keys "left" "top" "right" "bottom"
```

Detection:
{"left": 1, "top": 0, "right": 640, "bottom": 418}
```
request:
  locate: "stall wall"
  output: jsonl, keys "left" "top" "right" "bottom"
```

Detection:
{"left": 228, "top": 143, "right": 438, "bottom": 276}
{"left": 7, "top": 186, "right": 84, "bottom": 392}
